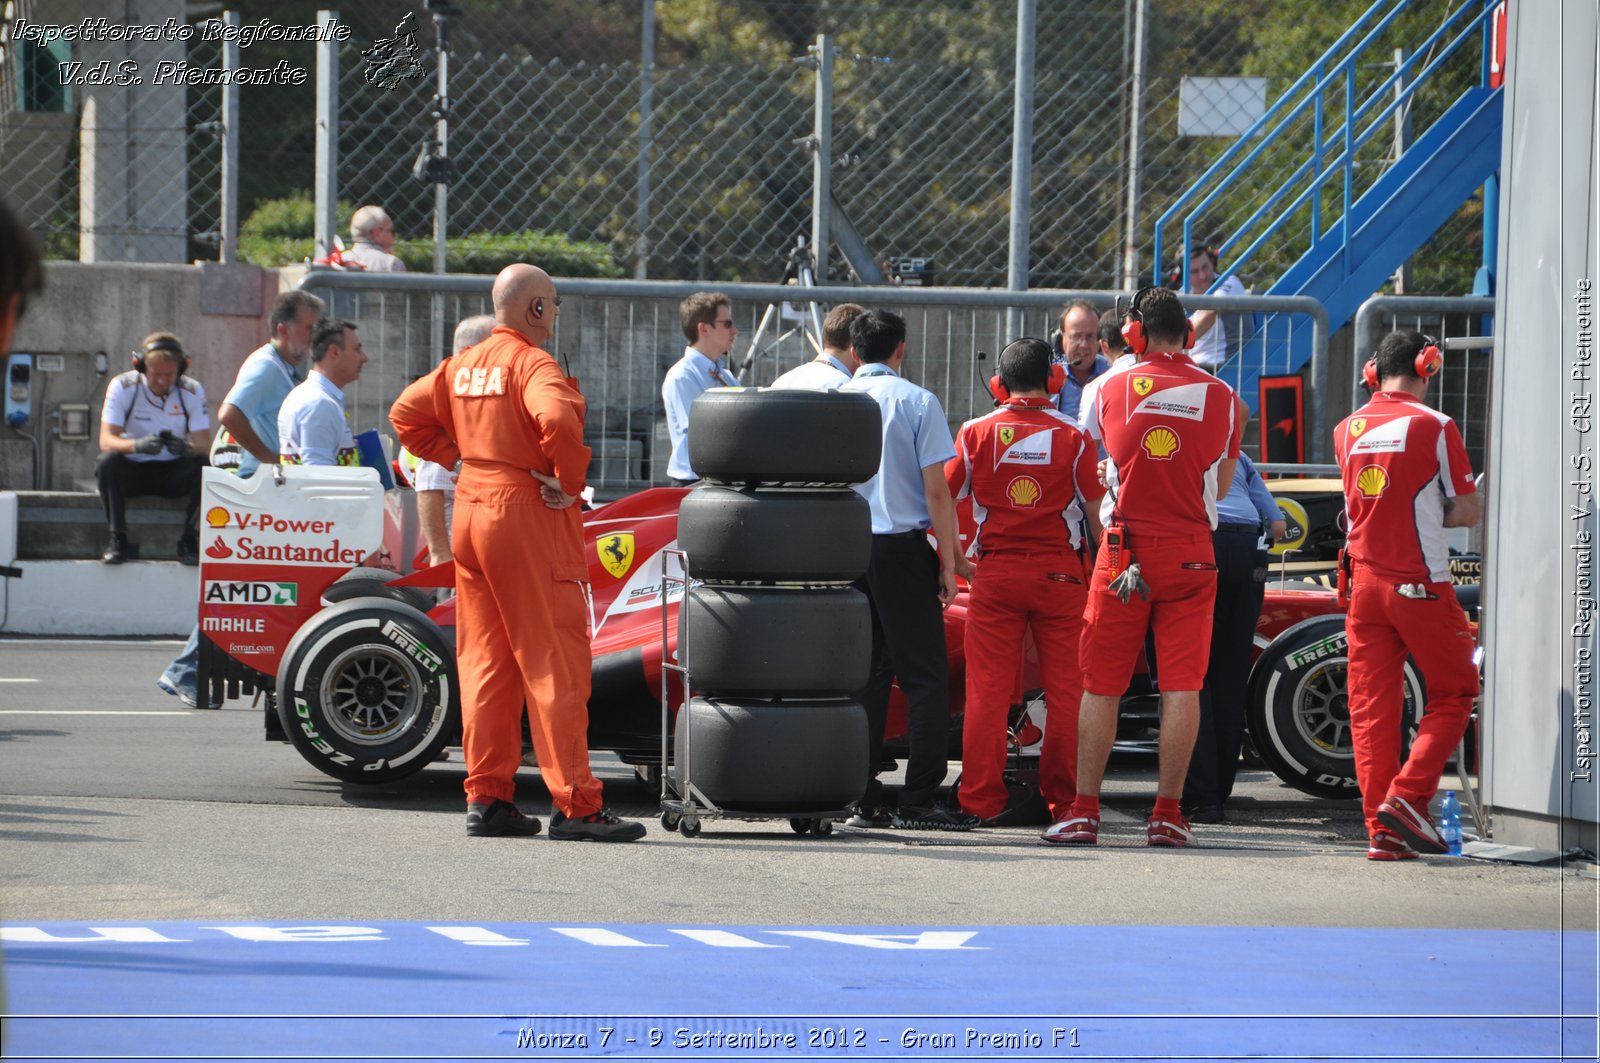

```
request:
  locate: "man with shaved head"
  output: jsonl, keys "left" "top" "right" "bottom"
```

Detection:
{"left": 391, "top": 265, "right": 645, "bottom": 842}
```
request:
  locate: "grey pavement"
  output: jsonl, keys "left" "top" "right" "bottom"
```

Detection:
{"left": 0, "top": 639, "right": 1594, "bottom": 931}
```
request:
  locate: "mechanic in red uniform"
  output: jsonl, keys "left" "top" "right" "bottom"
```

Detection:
{"left": 390, "top": 263, "right": 645, "bottom": 842}
{"left": 1044, "top": 287, "right": 1245, "bottom": 848}
{"left": 1335, "top": 330, "right": 1480, "bottom": 860}
{"left": 946, "top": 338, "right": 1104, "bottom": 824}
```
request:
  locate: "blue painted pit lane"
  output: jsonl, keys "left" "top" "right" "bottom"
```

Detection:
{"left": 2, "top": 923, "right": 1594, "bottom": 1059}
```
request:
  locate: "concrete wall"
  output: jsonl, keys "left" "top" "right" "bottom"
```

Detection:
{"left": 0, "top": 261, "right": 281, "bottom": 492}
{"left": 1485, "top": 0, "right": 1599, "bottom": 853}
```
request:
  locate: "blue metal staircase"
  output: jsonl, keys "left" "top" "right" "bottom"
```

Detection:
{"left": 1154, "top": 0, "right": 1504, "bottom": 409}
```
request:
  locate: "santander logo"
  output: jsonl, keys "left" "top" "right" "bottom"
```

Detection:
{"left": 205, "top": 539, "right": 234, "bottom": 560}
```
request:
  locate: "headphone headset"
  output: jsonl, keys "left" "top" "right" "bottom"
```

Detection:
{"left": 132, "top": 337, "right": 189, "bottom": 377}
{"left": 1362, "top": 334, "right": 1443, "bottom": 389}
{"left": 1120, "top": 287, "right": 1194, "bottom": 355}
{"left": 987, "top": 338, "right": 1066, "bottom": 402}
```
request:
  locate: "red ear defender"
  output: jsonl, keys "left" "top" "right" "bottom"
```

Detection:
{"left": 1046, "top": 362, "right": 1067, "bottom": 395}
{"left": 988, "top": 373, "right": 1009, "bottom": 402}
{"left": 1120, "top": 317, "right": 1147, "bottom": 355}
{"left": 1362, "top": 358, "right": 1379, "bottom": 389}
{"left": 1184, "top": 318, "right": 1196, "bottom": 350}
{"left": 1415, "top": 336, "right": 1443, "bottom": 378}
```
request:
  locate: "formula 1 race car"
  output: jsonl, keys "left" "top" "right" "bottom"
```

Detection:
{"left": 194, "top": 465, "right": 1466, "bottom": 802}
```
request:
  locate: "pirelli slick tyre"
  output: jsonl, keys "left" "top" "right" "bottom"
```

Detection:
{"left": 1247, "top": 614, "right": 1425, "bottom": 800}
{"left": 688, "top": 389, "right": 882, "bottom": 486}
{"left": 684, "top": 585, "right": 870, "bottom": 697}
{"left": 322, "top": 566, "right": 436, "bottom": 614}
{"left": 672, "top": 698, "right": 868, "bottom": 811}
{"left": 678, "top": 486, "right": 870, "bottom": 583}
{"left": 276, "top": 598, "right": 459, "bottom": 784}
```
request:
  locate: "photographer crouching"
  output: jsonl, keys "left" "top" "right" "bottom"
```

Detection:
{"left": 95, "top": 332, "right": 211, "bottom": 565}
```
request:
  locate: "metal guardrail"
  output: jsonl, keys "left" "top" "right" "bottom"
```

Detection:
{"left": 297, "top": 270, "right": 1330, "bottom": 489}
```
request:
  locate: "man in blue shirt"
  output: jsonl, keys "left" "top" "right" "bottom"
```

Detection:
{"left": 1052, "top": 301, "right": 1112, "bottom": 424}
{"left": 158, "top": 290, "right": 325, "bottom": 709}
{"left": 661, "top": 291, "right": 740, "bottom": 485}
{"left": 278, "top": 319, "right": 368, "bottom": 466}
{"left": 841, "top": 309, "right": 974, "bottom": 831}
{"left": 1184, "top": 451, "right": 1287, "bottom": 822}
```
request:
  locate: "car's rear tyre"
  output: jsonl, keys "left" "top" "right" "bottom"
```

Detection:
{"left": 276, "top": 598, "right": 458, "bottom": 783}
{"left": 1247, "top": 614, "right": 1424, "bottom": 799}
{"left": 684, "top": 585, "right": 870, "bottom": 697}
{"left": 689, "top": 389, "right": 882, "bottom": 486}
{"left": 678, "top": 486, "right": 870, "bottom": 583}
{"left": 672, "top": 697, "right": 868, "bottom": 811}
{"left": 322, "top": 565, "right": 436, "bottom": 614}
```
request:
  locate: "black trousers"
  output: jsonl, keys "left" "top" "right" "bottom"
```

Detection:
{"left": 94, "top": 451, "right": 203, "bottom": 539}
{"left": 1184, "top": 527, "right": 1267, "bottom": 807}
{"left": 857, "top": 533, "right": 950, "bottom": 810}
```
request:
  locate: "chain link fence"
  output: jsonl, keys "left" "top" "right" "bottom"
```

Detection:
{"left": 0, "top": 0, "right": 229, "bottom": 262}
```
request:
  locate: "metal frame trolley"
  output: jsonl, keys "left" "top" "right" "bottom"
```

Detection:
{"left": 657, "top": 547, "right": 850, "bottom": 839}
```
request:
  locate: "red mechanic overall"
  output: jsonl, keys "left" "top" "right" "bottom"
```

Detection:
{"left": 1334, "top": 390, "right": 1479, "bottom": 848}
{"left": 390, "top": 326, "right": 605, "bottom": 818}
{"left": 1081, "top": 352, "right": 1241, "bottom": 696}
{"left": 946, "top": 398, "right": 1103, "bottom": 822}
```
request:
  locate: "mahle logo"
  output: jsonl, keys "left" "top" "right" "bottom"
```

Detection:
{"left": 203, "top": 581, "right": 298, "bottom": 606}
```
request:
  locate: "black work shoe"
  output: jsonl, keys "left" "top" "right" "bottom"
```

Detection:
{"left": 892, "top": 805, "right": 981, "bottom": 831}
{"left": 465, "top": 800, "right": 542, "bottom": 837}
{"left": 549, "top": 807, "right": 646, "bottom": 842}
{"left": 176, "top": 536, "right": 200, "bottom": 566}
{"left": 102, "top": 534, "right": 128, "bottom": 565}
{"left": 844, "top": 806, "right": 894, "bottom": 829}
{"left": 1184, "top": 804, "right": 1225, "bottom": 824}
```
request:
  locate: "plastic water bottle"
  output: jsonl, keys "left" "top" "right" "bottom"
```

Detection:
{"left": 1439, "top": 790, "right": 1463, "bottom": 857}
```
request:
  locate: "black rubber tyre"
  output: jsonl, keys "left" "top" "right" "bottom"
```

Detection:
{"left": 790, "top": 817, "right": 812, "bottom": 834}
{"left": 683, "top": 585, "right": 870, "bottom": 697}
{"left": 661, "top": 811, "right": 681, "bottom": 831}
{"left": 322, "top": 566, "right": 436, "bottom": 614}
{"left": 672, "top": 697, "right": 868, "bottom": 812}
{"left": 276, "top": 598, "right": 459, "bottom": 783}
{"left": 679, "top": 486, "right": 870, "bottom": 584}
{"left": 1247, "top": 614, "right": 1425, "bottom": 799}
{"left": 688, "top": 388, "right": 882, "bottom": 486}
{"left": 680, "top": 818, "right": 702, "bottom": 837}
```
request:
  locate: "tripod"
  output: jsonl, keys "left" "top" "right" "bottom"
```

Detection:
{"left": 736, "top": 236, "right": 828, "bottom": 381}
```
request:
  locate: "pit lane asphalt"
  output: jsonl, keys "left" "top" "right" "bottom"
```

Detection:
{"left": 1, "top": 638, "right": 1592, "bottom": 931}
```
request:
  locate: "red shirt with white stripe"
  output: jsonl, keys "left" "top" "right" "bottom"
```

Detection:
{"left": 1085, "top": 351, "right": 1241, "bottom": 536}
{"left": 1334, "top": 390, "right": 1476, "bottom": 583}
{"left": 946, "top": 398, "right": 1104, "bottom": 555}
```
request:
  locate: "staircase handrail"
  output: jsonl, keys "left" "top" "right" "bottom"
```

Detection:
{"left": 1154, "top": 0, "right": 1498, "bottom": 293}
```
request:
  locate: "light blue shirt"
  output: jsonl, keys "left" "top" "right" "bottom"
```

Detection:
{"left": 219, "top": 341, "right": 304, "bottom": 479}
{"left": 841, "top": 363, "right": 956, "bottom": 534}
{"left": 1216, "top": 453, "right": 1280, "bottom": 545}
{"left": 770, "top": 353, "right": 850, "bottom": 390}
{"left": 662, "top": 346, "right": 740, "bottom": 480}
{"left": 1052, "top": 353, "right": 1112, "bottom": 424}
{"left": 277, "top": 370, "right": 354, "bottom": 466}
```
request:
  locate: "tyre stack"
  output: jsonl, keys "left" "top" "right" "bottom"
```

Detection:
{"left": 672, "top": 388, "right": 882, "bottom": 823}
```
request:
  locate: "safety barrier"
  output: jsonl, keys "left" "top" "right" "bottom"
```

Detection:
{"left": 296, "top": 271, "right": 1329, "bottom": 491}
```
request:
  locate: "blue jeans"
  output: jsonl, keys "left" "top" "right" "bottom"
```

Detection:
{"left": 162, "top": 625, "right": 200, "bottom": 697}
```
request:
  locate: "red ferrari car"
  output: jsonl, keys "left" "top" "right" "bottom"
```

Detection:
{"left": 194, "top": 466, "right": 1449, "bottom": 801}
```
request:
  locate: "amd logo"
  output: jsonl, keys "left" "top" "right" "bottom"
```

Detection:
{"left": 202, "top": 580, "right": 298, "bottom": 606}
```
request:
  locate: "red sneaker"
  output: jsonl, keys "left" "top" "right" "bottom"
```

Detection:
{"left": 1377, "top": 795, "right": 1446, "bottom": 855}
{"left": 1146, "top": 813, "right": 1194, "bottom": 848}
{"left": 1041, "top": 815, "right": 1099, "bottom": 845}
{"left": 1367, "top": 831, "right": 1418, "bottom": 861}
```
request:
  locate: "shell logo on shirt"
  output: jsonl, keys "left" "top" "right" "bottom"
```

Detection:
{"left": 1006, "top": 475, "right": 1042, "bottom": 508}
{"left": 1141, "top": 426, "right": 1180, "bottom": 459}
{"left": 999, "top": 426, "right": 1015, "bottom": 446}
{"left": 206, "top": 506, "right": 230, "bottom": 528}
{"left": 598, "top": 532, "right": 636, "bottom": 579}
{"left": 1349, "top": 418, "right": 1367, "bottom": 437}
{"left": 1356, "top": 465, "right": 1389, "bottom": 498}
{"left": 1131, "top": 376, "right": 1154, "bottom": 396}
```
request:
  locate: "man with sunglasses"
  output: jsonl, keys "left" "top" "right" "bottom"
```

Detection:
{"left": 391, "top": 263, "right": 645, "bottom": 843}
{"left": 662, "top": 292, "right": 740, "bottom": 486}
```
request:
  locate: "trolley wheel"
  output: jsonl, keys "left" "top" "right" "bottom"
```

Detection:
{"left": 680, "top": 817, "right": 702, "bottom": 838}
{"left": 813, "top": 819, "right": 833, "bottom": 836}
{"left": 790, "top": 817, "right": 813, "bottom": 834}
{"left": 661, "top": 811, "right": 681, "bottom": 832}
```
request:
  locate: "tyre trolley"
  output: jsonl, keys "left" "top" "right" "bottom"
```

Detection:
{"left": 657, "top": 548, "right": 850, "bottom": 839}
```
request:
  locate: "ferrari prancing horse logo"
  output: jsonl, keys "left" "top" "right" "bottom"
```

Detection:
{"left": 599, "top": 532, "right": 635, "bottom": 579}
{"left": 998, "top": 426, "right": 1015, "bottom": 446}
{"left": 1349, "top": 418, "right": 1367, "bottom": 437}
{"left": 1132, "top": 376, "right": 1154, "bottom": 396}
